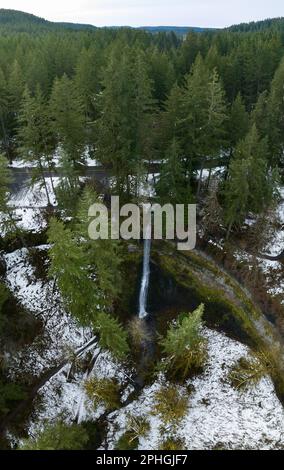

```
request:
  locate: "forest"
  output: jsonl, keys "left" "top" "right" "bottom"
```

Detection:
{"left": 0, "top": 9, "right": 284, "bottom": 451}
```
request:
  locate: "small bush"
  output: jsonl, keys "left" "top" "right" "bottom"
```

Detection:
{"left": 20, "top": 422, "right": 88, "bottom": 450}
{"left": 228, "top": 352, "right": 273, "bottom": 391}
{"left": 152, "top": 384, "right": 189, "bottom": 426}
{"left": 115, "top": 431, "right": 138, "bottom": 450}
{"left": 158, "top": 437, "right": 186, "bottom": 450}
{"left": 84, "top": 377, "right": 121, "bottom": 410}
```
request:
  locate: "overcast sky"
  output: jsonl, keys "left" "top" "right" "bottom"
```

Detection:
{"left": 0, "top": 0, "right": 283, "bottom": 27}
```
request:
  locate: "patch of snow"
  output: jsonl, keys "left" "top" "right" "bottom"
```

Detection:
{"left": 107, "top": 328, "right": 284, "bottom": 450}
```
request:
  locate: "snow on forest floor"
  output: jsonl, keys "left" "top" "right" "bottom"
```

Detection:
{"left": 3, "top": 248, "right": 284, "bottom": 449}
{"left": 0, "top": 177, "right": 59, "bottom": 235}
{"left": 4, "top": 246, "right": 93, "bottom": 377}
{"left": 107, "top": 328, "right": 284, "bottom": 450}
{"left": 234, "top": 187, "right": 284, "bottom": 303}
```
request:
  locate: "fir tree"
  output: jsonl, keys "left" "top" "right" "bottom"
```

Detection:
{"left": 93, "top": 311, "right": 130, "bottom": 361}
{"left": 224, "top": 125, "right": 278, "bottom": 238}
{"left": 156, "top": 138, "right": 191, "bottom": 204}
{"left": 20, "top": 422, "right": 89, "bottom": 450}
{"left": 49, "top": 74, "right": 85, "bottom": 168}
{"left": 160, "top": 304, "right": 207, "bottom": 381}
{"left": 17, "top": 86, "right": 55, "bottom": 205}
{"left": 47, "top": 218, "right": 101, "bottom": 324}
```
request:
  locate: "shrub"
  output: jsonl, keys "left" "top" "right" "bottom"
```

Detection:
{"left": 158, "top": 437, "right": 186, "bottom": 450}
{"left": 152, "top": 384, "right": 189, "bottom": 426}
{"left": 115, "top": 431, "right": 138, "bottom": 450}
{"left": 84, "top": 377, "right": 121, "bottom": 410}
{"left": 228, "top": 351, "right": 273, "bottom": 391}
{"left": 159, "top": 304, "right": 207, "bottom": 380}
{"left": 20, "top": 422, "right": 88, "bottom": 450}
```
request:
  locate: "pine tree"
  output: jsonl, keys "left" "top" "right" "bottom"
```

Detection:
{"left": 156, "top": 138, "right": 191, "bottom": 204}
{"left": 17, "top": 86, "right": 55, "bottom": 205}
{"left": 196, "top": 68, "right": 228, "bottom": 195}
{"left": 224, "top": 125, "right": 278, "bottom": 238}
{"left": 182, "top": 58, "right": 227, "bottom": 194}
{"left": 132, "top": 51, "right": 157, "bottom": 194}
{"left": 49, "top": 74, "right": 86, "bottom": 168}
{"left": 160, "top": 304, "right": 207, "bottom": 381}
{"left": 0, "top": 154, "right": 25, "bottom": 242}
{"left": 47, "top": 218, "right": 101, "bottom": 324}
{"left": 95, "top": 48, "right": 135, "bottom": 195}
{"left": 159, "top": 83, "right": 185, "bottom": 157}
{"left": 93, "top": 311, "right": 130, "bottom": 361}
{"left": 265, "top": 57, "right": 284, "bottom": 165}
{"left": 74, "top": 47, "right": 100, "bottom": 120}
{"left": 226, "top": 93, "right": 249, "bottom": 158}
{"left": 20, "top": 422, "right": 89, "bottom": 450}
{"left": 74, "top": 186, "right": 123, "bottom": 306}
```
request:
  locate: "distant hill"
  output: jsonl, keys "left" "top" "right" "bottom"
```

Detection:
{"left": 138, "top": 26, "right": 216, "bottom": 35}
{"left": 228, "top": 17, "right": 284, "bottom": 33}
{"left": 0, "top": 9, "right": 96, "bottom": 33}
{"left": 0, "top": 9, "right": 215, "bottom": 36}
{"left": 0, "top": 8, "right": 283, "bottom": 37}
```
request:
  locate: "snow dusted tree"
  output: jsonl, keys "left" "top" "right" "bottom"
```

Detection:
{"left": 160, "top": 304, "right": 207, "bottom": 381}
{"left": 47, "top": 217, "right": 101, "bottom": 324}
{"left": 20, "top": 422, "right": 89, "bottom": 450}
{"left": 17, "top": 86, "right": 55, "bottom": 205}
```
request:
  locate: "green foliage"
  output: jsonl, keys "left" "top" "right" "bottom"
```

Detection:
{"left": 84, "top": 377, "right": 121, "bottom": 411}
{"left": 20, "top": 422, "right": 88, "bottom": 450}
{"left": 49, "top": 74, "right": 85, "bottom": 166}
{"left": 93, "top": 311, "right": 130, "bottom": 361}
{"left": 0, "top": 382, "right": 26, "bottom": 415}
{"left": 74, "top": 187, "right": 123, "bottom": 306}
{"left": 152, "top": 384, "right": 189, "bottom": 426}
{"left": 224, "top": 125, "right": 279, "bottom": 236}
{"left": 229, "top": 352, "right": 273, "bottom": 391}
{"left": 157, "top": 139, "right": 191, "bottom": 204}
{"left": 115, "top": 414, "right": 150, "bottom": 450}
{"left": 159, "top": 304, "right": 208, "bottom": 380}
{"left": 47, "top": 217, "right": 100, "bottom": 324}
{"left": 158, "top": 437, "right": 186, "bottom": 450}
{"left": 115, "top": 432, "right": 138, "bottom": 451}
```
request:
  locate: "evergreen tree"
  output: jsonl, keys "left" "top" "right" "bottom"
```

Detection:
{"left": 74, "top": 187, "right": 123, "bottom": 306}
{"left": 17, "top": 87, "right": 55, "bottom": 205}
{"left": 0, "top": 154, "right": 25, "bottom": 242}
{"left": 47, "top": 218, "right": 101, "bottom": 324}
{"left": 226, "top": 93, "right": 249, "bottom": 158}
{"left": 224, "top": 125, "right": 278, "bottom": 238}
{"left": 160, "top": 304, "right": 207, "bottom": 381}
{"left": 20, "top": 422, "right": 89, "bottom": 450}
{"left": 264, "top": 58, "right": 284, "bottom": 166}
{"left": 93, "top": 311, "right": 130, "bottom": 361}
{"left": 95, "top": 48, "right": 135, "bottom": 195}
{"left": 156, "top": 138, "right": 191, "bottom": 204}
{"left": 49, "top": 74, "right": 86, "bottom": 168}
{"left": 74, "top": 47, "right": 100, "bottom": 120}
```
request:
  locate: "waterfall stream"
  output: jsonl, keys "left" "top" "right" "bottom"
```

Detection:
{"left": 138, "top": 221, "right": 151, "bottom": 319}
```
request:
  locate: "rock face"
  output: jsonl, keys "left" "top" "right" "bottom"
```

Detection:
{"left": 0, "top": 254, "right": 7, "bottom": 276}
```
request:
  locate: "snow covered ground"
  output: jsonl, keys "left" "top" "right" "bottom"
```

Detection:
{"left": 4, "top": 247, "right": 93, "bottom": 377}
{"left": 3, "top": 246, "right": 284, "bottom": 449}
{"left": 107, "top": 328, "right": 284, "bottom": 450}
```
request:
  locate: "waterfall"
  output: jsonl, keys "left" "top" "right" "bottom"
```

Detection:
{"left": 138, "top": 221, "right": 151, "bottom": 319}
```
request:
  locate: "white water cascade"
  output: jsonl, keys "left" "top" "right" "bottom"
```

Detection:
{"left": 138, "top": 220, "right": 152, "bottom": 319}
